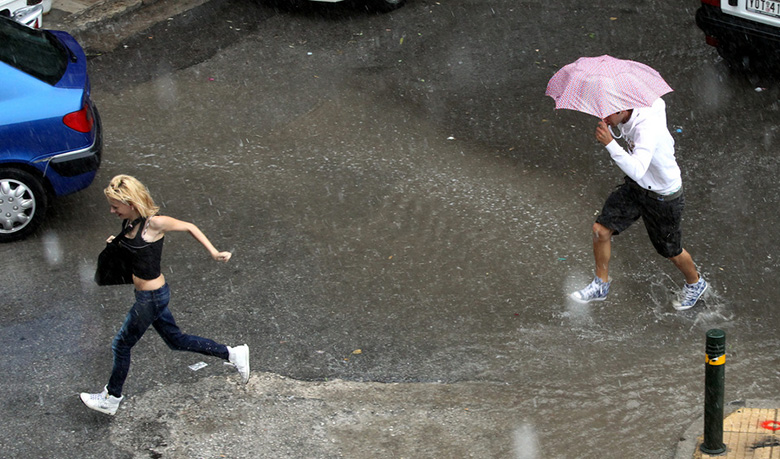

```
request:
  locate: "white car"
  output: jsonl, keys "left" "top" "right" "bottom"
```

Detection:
{"left": 0, "top": 0, "right": 44, "bottom": 28}
{"left": 696, "top": 0, "right": 780, "bottom": 68}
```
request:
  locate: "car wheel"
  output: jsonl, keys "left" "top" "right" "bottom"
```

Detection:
{"left": 256, "top": 0, "right": 306, "bottom": 11}
{"left": 716, "top": 47, "right": 745, "bottom": 70}
{"left": 372, "top": 0, "right": 405, "bottom": 12}
{"left": 0, "top": 169, "right": 48, "bottom": 243}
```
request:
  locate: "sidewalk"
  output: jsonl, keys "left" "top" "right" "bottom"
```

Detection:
{"left": 676, "top": 401, "right": 780, "bottom": 459}
{"left": 44, "top": 0, "right": 110, "bottom": 29}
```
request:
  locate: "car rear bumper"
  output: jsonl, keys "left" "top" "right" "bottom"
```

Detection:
{"left": 35, "top": 105, "right": 102, "bottom": 195}
{"left": 48, "top": 132, "right": 101, "bottom": 177}
{"left": 696, "top": 4, "right": 780, "bottom": 53}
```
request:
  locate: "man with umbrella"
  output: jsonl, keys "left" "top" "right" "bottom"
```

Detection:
{"left": 546, "top": 55, "right": 707, "bottom": 310}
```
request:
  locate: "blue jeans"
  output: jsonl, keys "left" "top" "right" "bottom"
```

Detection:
{"left": 107, "top": 284, "right": 229, "bottom": 397}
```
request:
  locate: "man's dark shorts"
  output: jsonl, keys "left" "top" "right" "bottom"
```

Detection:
{"left": 596, "top": 178, "right": 685, "bottom": 258}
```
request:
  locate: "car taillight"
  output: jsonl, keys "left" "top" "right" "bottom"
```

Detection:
{"left": 62, "top": 105, "right": 94, "bottom": 133}
{"left": 701, "top": 0, "right": 720, "bottom": 6}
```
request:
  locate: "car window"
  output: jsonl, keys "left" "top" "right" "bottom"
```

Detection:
{"left": 0, "top": 16, "right": 68, "bottom": 85}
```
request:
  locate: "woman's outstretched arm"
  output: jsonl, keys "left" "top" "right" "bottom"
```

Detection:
{"left": 148, "top": 215, "right": 232, "bottom": 262}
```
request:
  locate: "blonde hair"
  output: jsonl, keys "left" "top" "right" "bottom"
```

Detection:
{"left": 104, "top": 175, "right": 160, "bottom": 218}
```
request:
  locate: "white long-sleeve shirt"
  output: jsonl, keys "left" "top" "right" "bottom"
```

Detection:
{"left": 605, "top": 98, "right": 682, "bottom": 195}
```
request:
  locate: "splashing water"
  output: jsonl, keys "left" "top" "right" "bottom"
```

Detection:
{"left": 42, "top": 231, "right": 62, "bottom": 265}
{"left": 513, "top": 423, "right": 540, "bottom": 459}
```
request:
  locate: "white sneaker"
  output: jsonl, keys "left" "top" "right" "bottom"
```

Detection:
{"left": 227, "top": 344, "right": 250, "bottom": 384}
{"left": 80, "top": 386, "right": 123, "bottom": 415}
{"left": 570, "top": 277, "right": 611, "bottom": 303}
{"left": 674, "top": 276, "right": 708, "bottom": 311}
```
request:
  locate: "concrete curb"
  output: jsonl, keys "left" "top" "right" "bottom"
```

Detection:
{"left": 56, "top": 0, "right": 210, "bottom": 52}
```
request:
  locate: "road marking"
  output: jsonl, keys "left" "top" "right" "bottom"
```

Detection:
{"left": 761, "top": 420, "right": 780, "bottom": 432}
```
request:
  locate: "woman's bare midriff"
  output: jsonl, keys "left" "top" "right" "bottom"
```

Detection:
{"left": 133, "top": 274, "right": 166, "bottom": 291}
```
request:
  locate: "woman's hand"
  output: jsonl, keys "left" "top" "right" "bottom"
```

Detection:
{"left": 106, "top": 235, "right": 115, "bottom": 244}
{"left": 213, "top": 251, "right": 232, "bottom": 263}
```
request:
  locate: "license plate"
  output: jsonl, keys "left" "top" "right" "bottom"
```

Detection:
{"left": 747, "top": 0, "right": 780, "bottom": 19}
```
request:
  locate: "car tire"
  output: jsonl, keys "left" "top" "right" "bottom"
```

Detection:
{"left": 257, "top": 0, "right": 306, "bottom": 11}
{"left": 0, "top": 168, "right": 48, "bottom": 243}
{"left": 371, "top": 0, "right": 405, "bottom": 12}
{"left": 716, "top": 45, "right": 750, "bottom": 71}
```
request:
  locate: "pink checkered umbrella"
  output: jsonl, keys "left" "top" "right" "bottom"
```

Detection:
{"left": 545, "top": 55, "right": 673, "bottom": 119}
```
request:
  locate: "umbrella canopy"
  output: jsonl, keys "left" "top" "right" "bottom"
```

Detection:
{"left": 545, "top": 55, "right": 673, "bottom": 119}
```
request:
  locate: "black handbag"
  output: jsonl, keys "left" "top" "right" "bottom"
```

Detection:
{"left": 94, "top": 219, "right": 139, "bottom": 286}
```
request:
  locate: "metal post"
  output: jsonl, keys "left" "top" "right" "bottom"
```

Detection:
{"left": 701, "top": 328, "right": 726, "bottom": 455}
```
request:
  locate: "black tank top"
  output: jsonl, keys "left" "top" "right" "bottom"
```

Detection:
{"left": 118, "top": 218, "right": 164, "bottom": 280}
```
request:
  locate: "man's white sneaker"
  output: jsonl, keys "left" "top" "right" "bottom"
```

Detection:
{"left": 570, "top": 276, "right": 611, "bottom": 303}
{"left": 674, "top": 276, "right": 708, "bottom": 311}
{"left": 227, "top": 344, "right": 250, "bottom": 384}
{"left": 80, "top": 386, "right": 123, "bottom": 415}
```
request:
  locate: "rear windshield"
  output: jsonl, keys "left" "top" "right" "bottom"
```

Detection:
{"left": 0, "top": 16, "right": 68, "bottom": 85}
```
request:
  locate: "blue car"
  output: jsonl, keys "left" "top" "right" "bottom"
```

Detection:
{"left": 0, "top": 15, "right": 101, "bottom": 242}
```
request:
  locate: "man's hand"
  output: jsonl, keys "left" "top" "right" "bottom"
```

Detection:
{"left": 595, "top": 121, "right": 613, "bottom": 146}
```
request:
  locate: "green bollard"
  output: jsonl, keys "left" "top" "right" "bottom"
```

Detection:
{"left": 700, "top": 329, "right": 726, "bottom": 455}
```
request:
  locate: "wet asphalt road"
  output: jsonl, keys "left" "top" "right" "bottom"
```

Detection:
{"left": 2, "top": 0, "right": 779, "bottom": 457}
